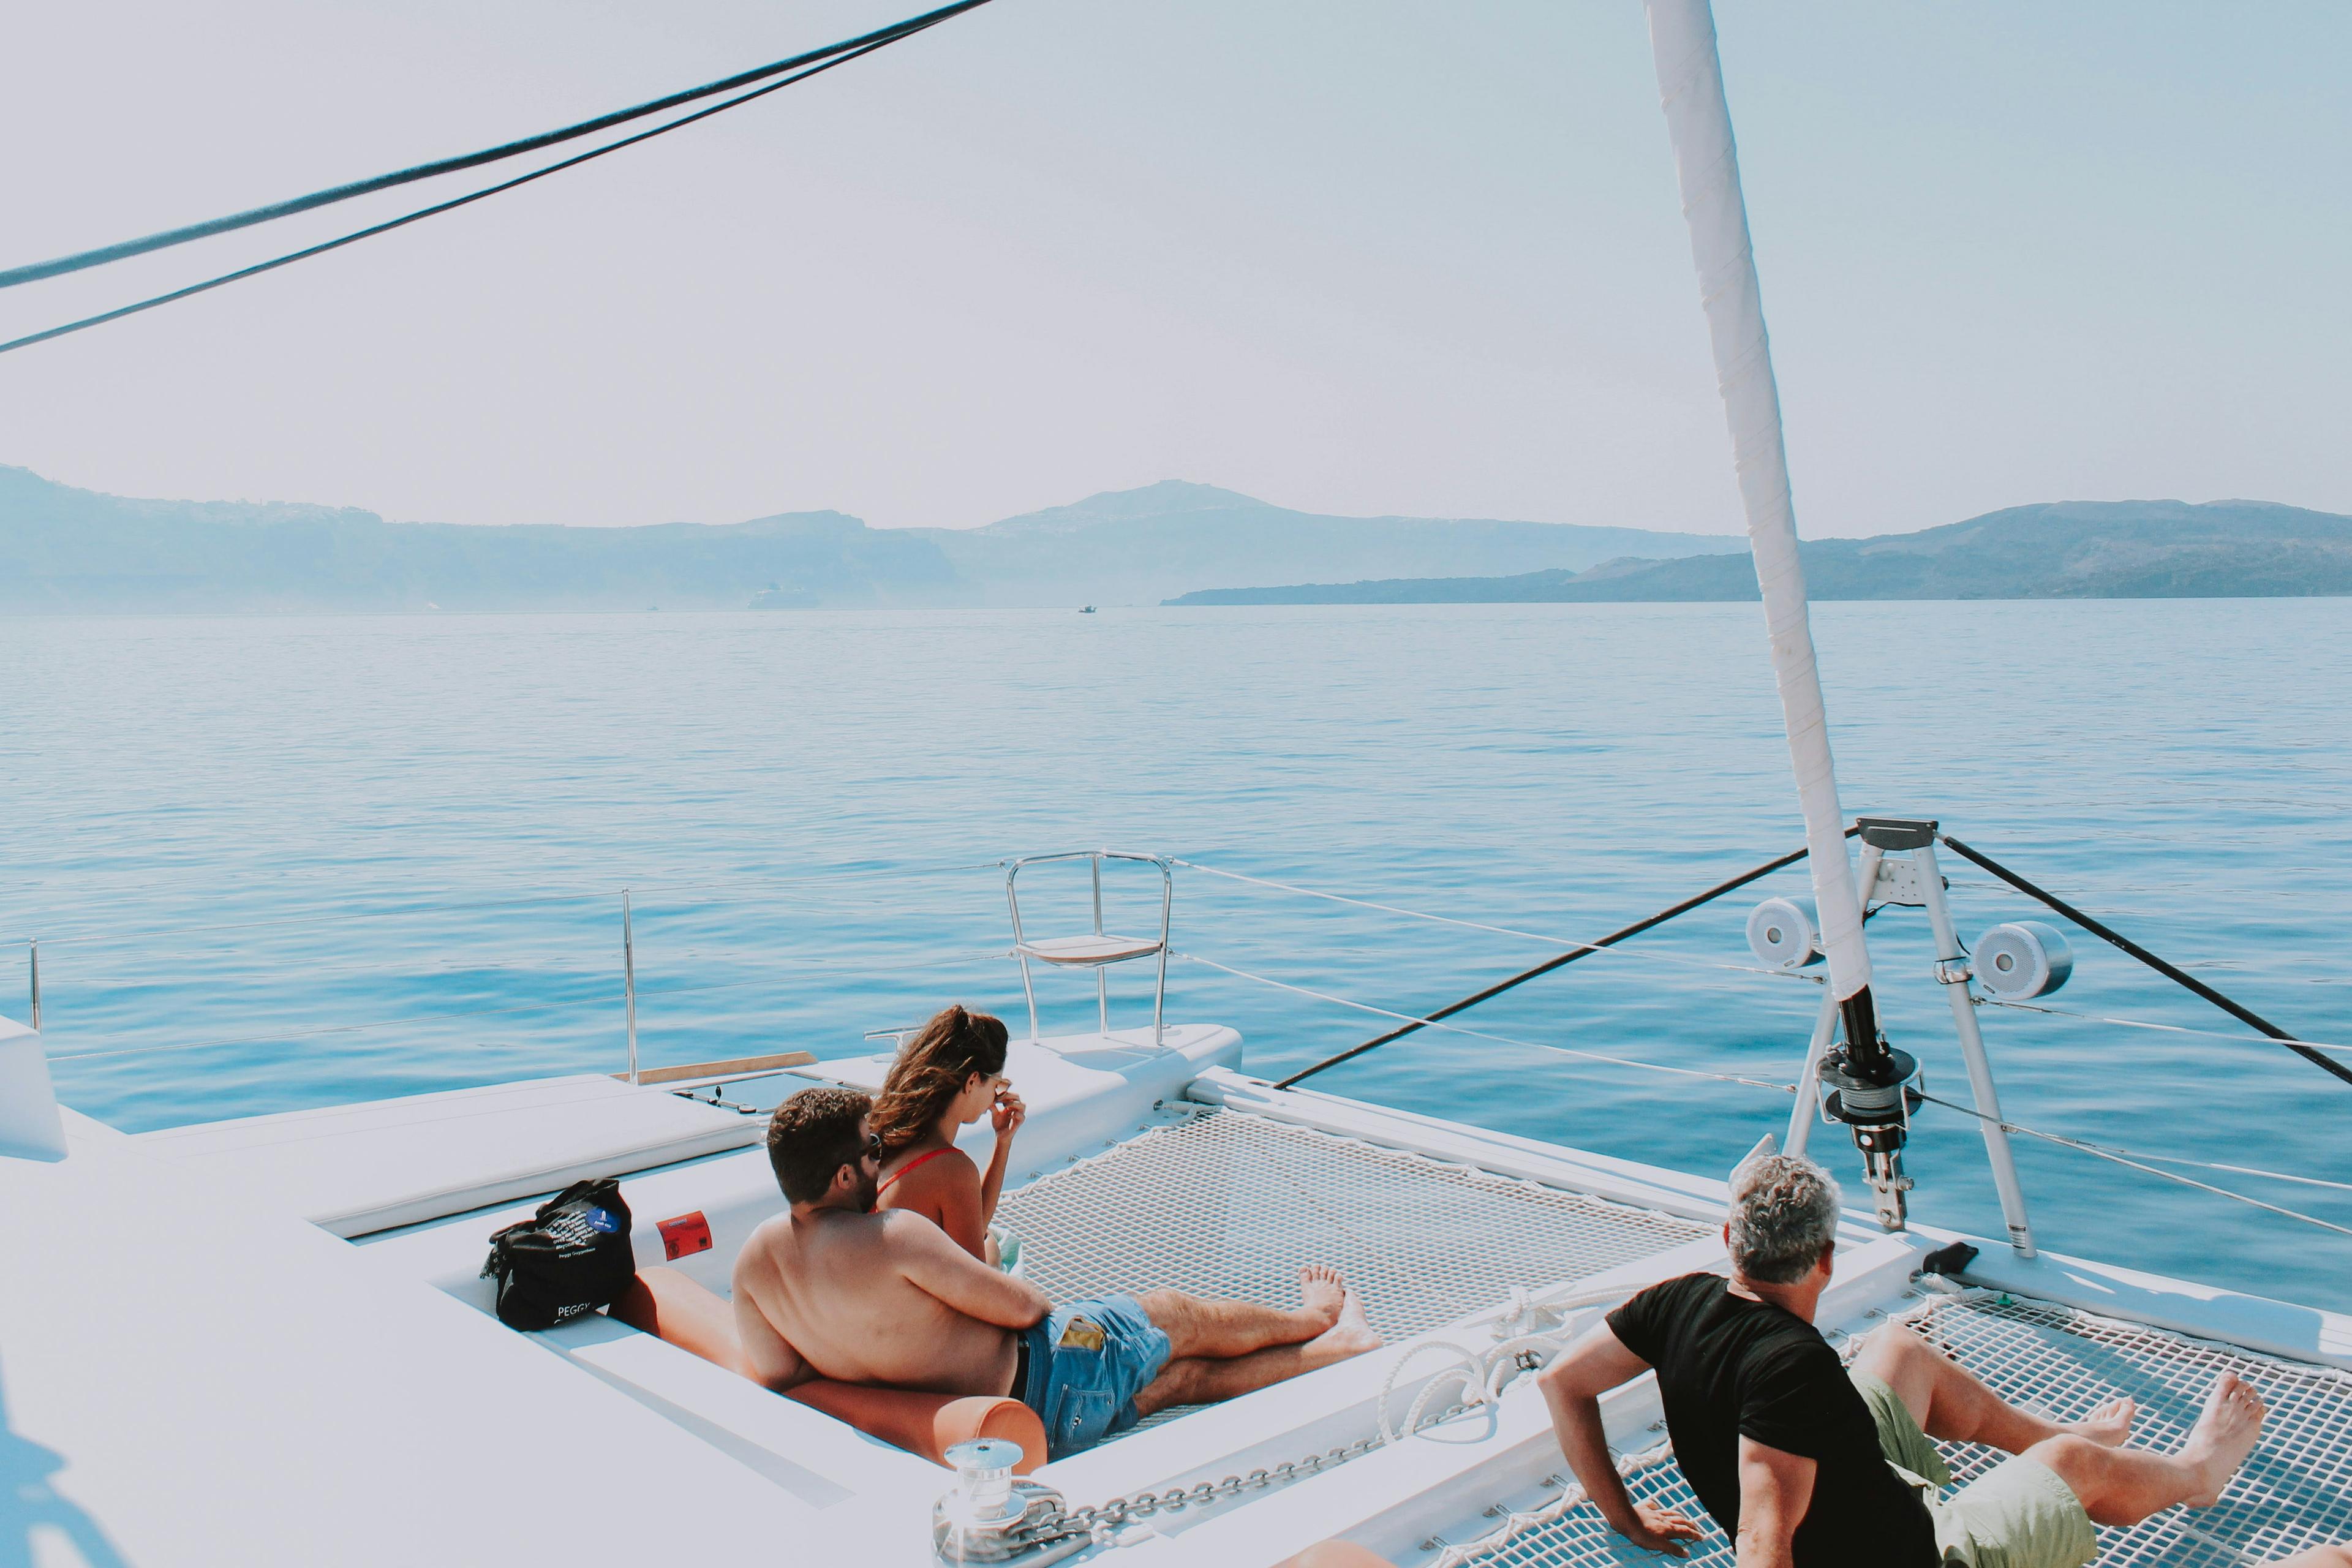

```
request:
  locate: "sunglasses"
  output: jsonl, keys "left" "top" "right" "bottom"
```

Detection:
{"left": 864, "top": 1131, "right": 884, "bottom": 1163}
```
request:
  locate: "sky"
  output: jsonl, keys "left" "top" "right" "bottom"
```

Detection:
{"left": 1, "top": 1, "right": 2346, "bottom": 537}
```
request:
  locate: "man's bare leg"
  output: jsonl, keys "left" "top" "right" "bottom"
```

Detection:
{"left": 2022, "top": 1374, "right": 2266, "bottom": 1528}
{"left": 1134, "top": 1265, "right": 1348, "bottom": 1360}
{"left": 1856, "top": 1322, "right": 2136, "bottom": 1454}
{"left": 1134, "top": 1288, "right": 1382, "bottom": 1416}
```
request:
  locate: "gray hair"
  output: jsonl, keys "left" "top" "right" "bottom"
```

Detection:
{"left": 1727, "top": 1154, "right": 1842, "bottom": 1283}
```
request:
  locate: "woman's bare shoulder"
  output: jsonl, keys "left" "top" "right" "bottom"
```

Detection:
{"left": 879, "top": 1145, "right": 980, "bottom": 1206}
{"left": 905, "top": 1146, "right": 981, "bottom": 1187}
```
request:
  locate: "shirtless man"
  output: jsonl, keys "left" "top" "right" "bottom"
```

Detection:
{"left": 733, "top": 1087, "right": 1382, "bottom": 1458}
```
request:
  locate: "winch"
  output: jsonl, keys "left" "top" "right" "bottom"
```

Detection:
{"left": 932, "top": 1439, "right": 1086, "bottom": 1567}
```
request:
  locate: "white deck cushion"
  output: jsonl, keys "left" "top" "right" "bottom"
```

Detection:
{"left": 138, "top": 1073, "right": 765, "bottom": 1236}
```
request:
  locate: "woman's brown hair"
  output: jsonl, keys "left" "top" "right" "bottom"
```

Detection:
{"left": 869, "top": 1004, "right": 1011, "bottom": 1157}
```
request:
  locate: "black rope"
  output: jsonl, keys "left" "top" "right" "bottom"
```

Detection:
{"left": 0, "top": 0, "right": 993, "bottom": 292}
{"left": 1273, "top": 829, "right": 1856, "bottom": 1090}
{"left": 1938, "top": 834, "right": 2352, "bottom": 1090}
{"left": 0, "top": 20, "right": 944, "bottom": 358}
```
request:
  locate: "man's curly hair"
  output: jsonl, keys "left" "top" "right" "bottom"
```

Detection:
{"left": 1727, "top": 1153, "right": 1842, "bottom": 1284}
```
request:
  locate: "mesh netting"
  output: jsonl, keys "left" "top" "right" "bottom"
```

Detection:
{"left": 994, "top": 1109, "right": 1710, "bottom": 1343}
{"left": 1449, "top": 1292, "right": 2352, "bottom": 1568}
{"left": 1909, "top": 1295, "right": 2352, "bottom": 1566}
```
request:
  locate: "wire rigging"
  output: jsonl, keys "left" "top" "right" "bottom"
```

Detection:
{"left": 1272, "top": 832, "right": 1852, "bottom": 1090}
{"left": 1171, "top": 857, "right": 1825, "bottom": 982}
{"left": 1939, "top": 833, "right": 2352, "bottom": 1089}
{"left": 1913, "top": 1090, "right": 2352, "bottom": 1238}
{"left": 1176, "top": 950, "right": 1800, "bottom": 1095}
{"left": 0, "top": 17, "right": 967, "bottom": 358}
{"left": 42, "top": 947, "right": 1014, "bottom": 1063}
{"left": 0, "top": 0, "right": 993, "bottom": 292}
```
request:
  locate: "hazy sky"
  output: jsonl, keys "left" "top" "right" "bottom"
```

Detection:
{"left": 2, "top": 1, "right": 2345, "bottom": 535}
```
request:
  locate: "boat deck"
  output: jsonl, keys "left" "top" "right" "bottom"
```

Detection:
{"left": 1441, "top": 1289, "right": 2352, "bottom": 1568}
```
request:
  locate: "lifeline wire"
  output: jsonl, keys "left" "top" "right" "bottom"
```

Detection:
{"left": 6, "top": 858, "right": 1010, "bottom": 951}
{"left": 0, "top": 0, "right": 993, "bottom": 290}
{"left": 0, "top": 15, "right": 957, "bottom": 357}
{"left": 1912, "top": 1090, "right": 2352, "bottom": 1238}
{"left": 44, "top": 948, "right": 1013, "bottom": 1063}
{"left": 1977, "top": 994, "right": 2352, "bottom": 1060}
{"left": 1171, "top": 858, "right": 1823, "bottom": 983}
{"left": 1175, "top": 950, "right": 1798, "bottom": 1095}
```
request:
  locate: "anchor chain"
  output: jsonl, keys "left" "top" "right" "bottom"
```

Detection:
{"left": 1008, "top": 1431, "right": 1398, "bottom": 1550}
{"left": 1005, "top": 1388, "right": 1487, "bottom": 1553}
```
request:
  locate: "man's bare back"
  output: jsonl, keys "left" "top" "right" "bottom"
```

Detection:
{"left": 746, "top": 1085, "right": 1381, "bottom": 1458}
{"left": 732, "top": 1201, "right": 1042, "bottom": 1396}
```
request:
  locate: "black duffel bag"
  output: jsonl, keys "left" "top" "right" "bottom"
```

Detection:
{"left": 480, "top": 1177, "right": 635, "bottom": 1330}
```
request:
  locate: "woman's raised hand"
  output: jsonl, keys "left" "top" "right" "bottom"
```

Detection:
{"left": 992, "top": 1084, "right": 1027, "bottom": 1139}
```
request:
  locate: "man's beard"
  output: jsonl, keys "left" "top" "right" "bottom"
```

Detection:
{"left": 854, "top": 1165, "right": 880, "bottom": 1213}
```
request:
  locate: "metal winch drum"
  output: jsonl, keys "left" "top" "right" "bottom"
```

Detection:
{"left": 1746, "top": 895, "right": 1825, "bottom": 970}
{"left": 1973, "top": 921, "right": 2073, "bottom": 999}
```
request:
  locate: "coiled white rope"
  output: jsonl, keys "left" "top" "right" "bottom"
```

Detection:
{"left": 1376, "top": 1284, "right": 1634, "bottom": 1446}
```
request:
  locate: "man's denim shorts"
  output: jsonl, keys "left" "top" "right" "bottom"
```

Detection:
{"left": 1018, "top": 1295, "right": 1173, "bottom": 1458}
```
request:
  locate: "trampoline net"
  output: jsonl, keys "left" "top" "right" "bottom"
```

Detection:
{"left": 994, "top": 1108, "right": 1711, "bottom": 1343}
{"left": 1450, "top": 1292, "right": 2352, "bottom": 1568}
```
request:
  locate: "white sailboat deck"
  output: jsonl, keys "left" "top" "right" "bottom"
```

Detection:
{"left": 7, "top": 1020, "right": 2347, "bottom": 1567}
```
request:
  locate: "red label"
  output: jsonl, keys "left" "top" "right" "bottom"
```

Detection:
{"left": 657, "top": 1211, "right": 712, "bottom": 1261}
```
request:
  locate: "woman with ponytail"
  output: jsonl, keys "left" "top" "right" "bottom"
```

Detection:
{"left": 869, "top": 1005, "right": 1026, "bottom": 1263}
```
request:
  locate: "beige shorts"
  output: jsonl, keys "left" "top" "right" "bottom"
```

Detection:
{"left": 1850, "top": 1368, "right": 2099, "bottom": 1568}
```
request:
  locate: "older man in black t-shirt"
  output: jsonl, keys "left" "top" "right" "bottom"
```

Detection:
{"left": 1536, "top": 1154, "right": 2269, "bottom": 1567}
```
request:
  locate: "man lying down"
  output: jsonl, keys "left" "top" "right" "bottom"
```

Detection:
{"left": 734, "top": 1087, "right": 1383, "bottom": 1459}
{"left": 1538, "top": 1153, "right": 2272, "bottom": 1568}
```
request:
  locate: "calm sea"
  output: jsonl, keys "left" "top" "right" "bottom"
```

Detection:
{"left": 4, "top": 601, "right": 2346, "bottom": 1303}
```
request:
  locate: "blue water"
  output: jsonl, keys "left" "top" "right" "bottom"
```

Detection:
{"left": 4, "top": 603, "right": 2347, "bottom": 1304}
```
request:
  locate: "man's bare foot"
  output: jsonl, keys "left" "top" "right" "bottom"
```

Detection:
{"left": 1308, "top": 1289, "right": 1382, "bottom": 1359}
{"left": 2065, "top": 1396, "right": 2137, "bottom": 1447}
{"left": 2180, "top": 1374, "right": 2266, "bottom": 1506}
{"left": 1298, "top": 1265, "right": 1346, "bottom": 1330}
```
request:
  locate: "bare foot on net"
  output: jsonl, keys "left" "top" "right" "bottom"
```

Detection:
{"left": 2067, "top": 1396, "right": 2137, "bottom": 1447}
{"left": 1298, "top": 1264, "right": 1346, "bottom": 1329}
{"left": 1309, "top": 1289, "right": 1382, "bottom": 1359}
{"left": 2180, "top": 1374, "right": 2266, "bottom": 1506}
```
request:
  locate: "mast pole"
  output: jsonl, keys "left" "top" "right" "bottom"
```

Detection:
{"left": 1645, "top": 0, "right": 1914, "bottom": 1225}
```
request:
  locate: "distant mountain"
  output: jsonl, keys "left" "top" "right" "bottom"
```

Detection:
{"left": 0, "top": 469, "right": 1744, "bottom": 612}
{"left": 899, "top": 480, "right": 1744, "bottom": 606}
{"left": 1164, "top": 501, "right": 2352, "bottom": 605}
{"left": 0, "top": 466, "right": 953, "bottom": 613}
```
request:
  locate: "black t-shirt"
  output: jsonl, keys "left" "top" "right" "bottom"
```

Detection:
{"left": 1605, "top": 1273, "right": 1937, "bottom": 1567}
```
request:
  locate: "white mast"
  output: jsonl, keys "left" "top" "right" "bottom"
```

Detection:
{"left": 1645, "top": 0, "right": 1917, "bottom": 1224}
{"left": 1642, "top": 0, "right": 1868, "bottom": 1003}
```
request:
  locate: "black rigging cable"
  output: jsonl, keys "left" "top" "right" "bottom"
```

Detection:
{"left": 1273, "top": 829, "right": 1857, "bottom": 1089}
{"left": 1938, "top": 833, "right": 2352, "bottom": 1090}
{"left": 0, "top": 13, "right": 960, "bottom": 358}
{"left": 0, "top": 0, "right": 993, "bottom": 292}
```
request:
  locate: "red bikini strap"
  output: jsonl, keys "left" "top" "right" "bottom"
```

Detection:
{"left": 875, "top": 1145, "right": 954, "bottom": 1195}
